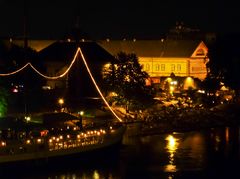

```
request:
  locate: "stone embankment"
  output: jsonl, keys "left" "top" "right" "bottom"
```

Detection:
{"left": 119, "top": 103, "right": 240, "bottom": 135}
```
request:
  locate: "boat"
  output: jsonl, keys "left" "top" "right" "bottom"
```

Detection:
{"left": 0, "top": 113, "right": 126, "bottom": 165}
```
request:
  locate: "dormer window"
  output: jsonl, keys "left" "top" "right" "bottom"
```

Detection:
{"left": 196, "top": 49, "right": 205, "bottom": 56}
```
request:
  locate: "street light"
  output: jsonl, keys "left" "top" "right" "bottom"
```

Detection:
{"left": 58, "top": 98, "right": 64, "bottom": 111}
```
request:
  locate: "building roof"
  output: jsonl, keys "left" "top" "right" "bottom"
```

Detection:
{"left": 97, "top": 39, "right": 202, "bottom": 57}
{"left": 38, "top": 40, "right": 114, "bottom": 64}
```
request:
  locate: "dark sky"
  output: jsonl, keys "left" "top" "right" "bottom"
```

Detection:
{"left": 0, "top": 0, "right": 239, "bottom": 40}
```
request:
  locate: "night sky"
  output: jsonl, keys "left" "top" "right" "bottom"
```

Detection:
{"left": 0, "top": 0, "right": 239, "bottom": 40}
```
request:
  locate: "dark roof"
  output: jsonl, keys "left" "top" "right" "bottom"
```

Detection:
{"left": 37, "top": 41, "right": 114, "bottom": 100}
{"left": 97, "top": 39, "right": 202, "bottom": 57}
{"left": 38, "top": 41, "right": 114, "bottom": 64}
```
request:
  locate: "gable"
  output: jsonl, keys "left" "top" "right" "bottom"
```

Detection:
{"left": 191, "top": 41, "right": 208, "bottom": 58}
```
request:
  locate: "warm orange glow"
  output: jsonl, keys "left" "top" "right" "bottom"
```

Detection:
{"left": 166, "top": 77, "right": 172, "bottom": 83}
{"left": 164, "top": 135, "right": 179, "bottom": 172}
{"left": 184, "top": 77, "right": 195, "bottom": 90}
{"left": 58, "top": 98, "right": 64, "bottom": 105}
{"left": 166, "top": 135, "right": 178, "bottom": 151}
{"left": 93, "top": 170, "right": 100, "bottom": 179}
{"left": 1, "top": 141, "right": 6, "bottom": 146}
{"left": 26, "top": 140, "right": 31, "bottom": 144}
{"left": 225, "top": 127, "right": 229, "bottom": 143}
{"left": 170, "top": 86, "right": 175, "bottom": 94}
{"left": 104, "top": 63, "right": 111, "bottom": 68}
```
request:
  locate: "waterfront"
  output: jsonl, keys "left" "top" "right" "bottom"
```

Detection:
{"left": 1, "top": 123, "right": 239, "bottom": 179}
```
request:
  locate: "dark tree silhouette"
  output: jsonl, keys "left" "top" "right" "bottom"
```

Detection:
{"left": 207, "top": 33, "right": 240, "bottom": 101}
{"left": 103, "top": 52, "right": 154, "bottom": 111}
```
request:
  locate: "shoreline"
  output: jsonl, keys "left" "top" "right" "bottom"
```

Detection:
{"left": 128, "top": 103, "right": 240, "bottom": 136}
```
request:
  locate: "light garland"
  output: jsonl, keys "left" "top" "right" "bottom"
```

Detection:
{"left": 28, "top": 48, "right": 79, "bottom": 79}
{"left": 0, "top": 63, "right": 30, "bottom": 76}
{"left": 0, "top": 47, "right": 123, "bottom": 122}
{"left": 0, "top": 48, "right": 79, "bottom": 79}
{"left": 78, "top": 47, "right": 122, "bottom": 122}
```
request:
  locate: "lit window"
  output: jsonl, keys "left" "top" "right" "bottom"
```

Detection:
{"left": 177, "top": 64, "right": 181, "bottom": 71}
{"left": 145, "top": 63, "right": 150, "bottom": 71}
{"left": 171, "top": 64, "right": 175, "bottom": 71}
{"left": 155, "top": 64, "right": 160, "bottom": 71}
{"left": 161, "top": 64, "right": 165, "bottom": 71}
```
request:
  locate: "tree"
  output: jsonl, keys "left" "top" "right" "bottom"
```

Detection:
{"left": 103, "top": 52, "right": 154, "bottom": 111}
{"left": 207, "top": 33, "right": 240, "bottom": 102}
{"left": 0, "top": 85, "right": 8, "bottom": 117}
{"left": 201, "top": 74, "right": 221, "bottom": 94}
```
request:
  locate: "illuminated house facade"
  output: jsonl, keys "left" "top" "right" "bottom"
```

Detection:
{"left": 98, "top": 39, "right": 209, "bottom": 90}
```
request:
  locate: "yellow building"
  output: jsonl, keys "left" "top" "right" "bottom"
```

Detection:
{"left": 98, "top": 39, "right": 208, "bottom": 90}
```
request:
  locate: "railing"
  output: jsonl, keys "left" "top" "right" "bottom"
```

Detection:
{"left": 47, "top": 130, "right": 106, "bottom": 151}
{"left": 0, "top": 126, "right": 121, "bottom": 156}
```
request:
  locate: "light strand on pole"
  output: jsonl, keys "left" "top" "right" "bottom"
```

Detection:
{"left": 0, "top": 48, "right": 80, "bottom": 79}
{"left": 28, "top": 48, "right": 80, "bottom": 80}
{"left": 0, "top": 63, "right": 30, "bottom": 76}
{"left": 78, "top": 47, "right": 123, "bottom": 122}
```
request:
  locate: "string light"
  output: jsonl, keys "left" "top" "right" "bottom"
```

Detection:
{"left": 78, "top": 47, "right": 122, "bottom": 122}
{"left": 28, "top": 49, "right": 79, "bottom": 79}
{"left": 0, "top": 47, "right": 123, "bottom": 122}
{"left": 0, "top": 48, "right": 79, "bottom": 79}
{"left": 0, "top": 63, "right": 30, "bottom": 76}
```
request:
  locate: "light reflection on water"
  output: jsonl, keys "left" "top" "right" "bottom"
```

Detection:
{"left": 1, "top": 125, "right": 240, "bottom": 179}
{"left": 164, "top": 135, "right": 179, "bottom": 172}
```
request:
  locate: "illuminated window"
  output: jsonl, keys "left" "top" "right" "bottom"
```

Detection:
{"left": 155, "top": 64, "right": 160, "bottom": 71}
{"left": 171, "top": 64, "right": 175, "bottom": 71}
{"left": 177, "top": 64, "right": 181, "bottom": 71}
{"left": 145, "top": 63, "right": 150, "bottom": 71}
{"left": 196, "top": 49, "right": 205, "bottom": 56}
{"left": 161, "top": 64, "right": 165, "bottom": 71}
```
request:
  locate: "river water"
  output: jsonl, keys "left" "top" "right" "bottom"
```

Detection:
{"left": 1, "top": 124, "right": 240, "bottom": 179}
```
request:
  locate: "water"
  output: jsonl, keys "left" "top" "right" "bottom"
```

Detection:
{"left": 1, "top": 124, "right": 240, "bottom": 179}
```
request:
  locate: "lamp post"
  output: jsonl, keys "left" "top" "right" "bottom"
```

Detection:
{"left": 58, "top": 98, "right": 64, "bottom": 112}
{"left": 77, "top": 111, "right": 84, "bottom": 130}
